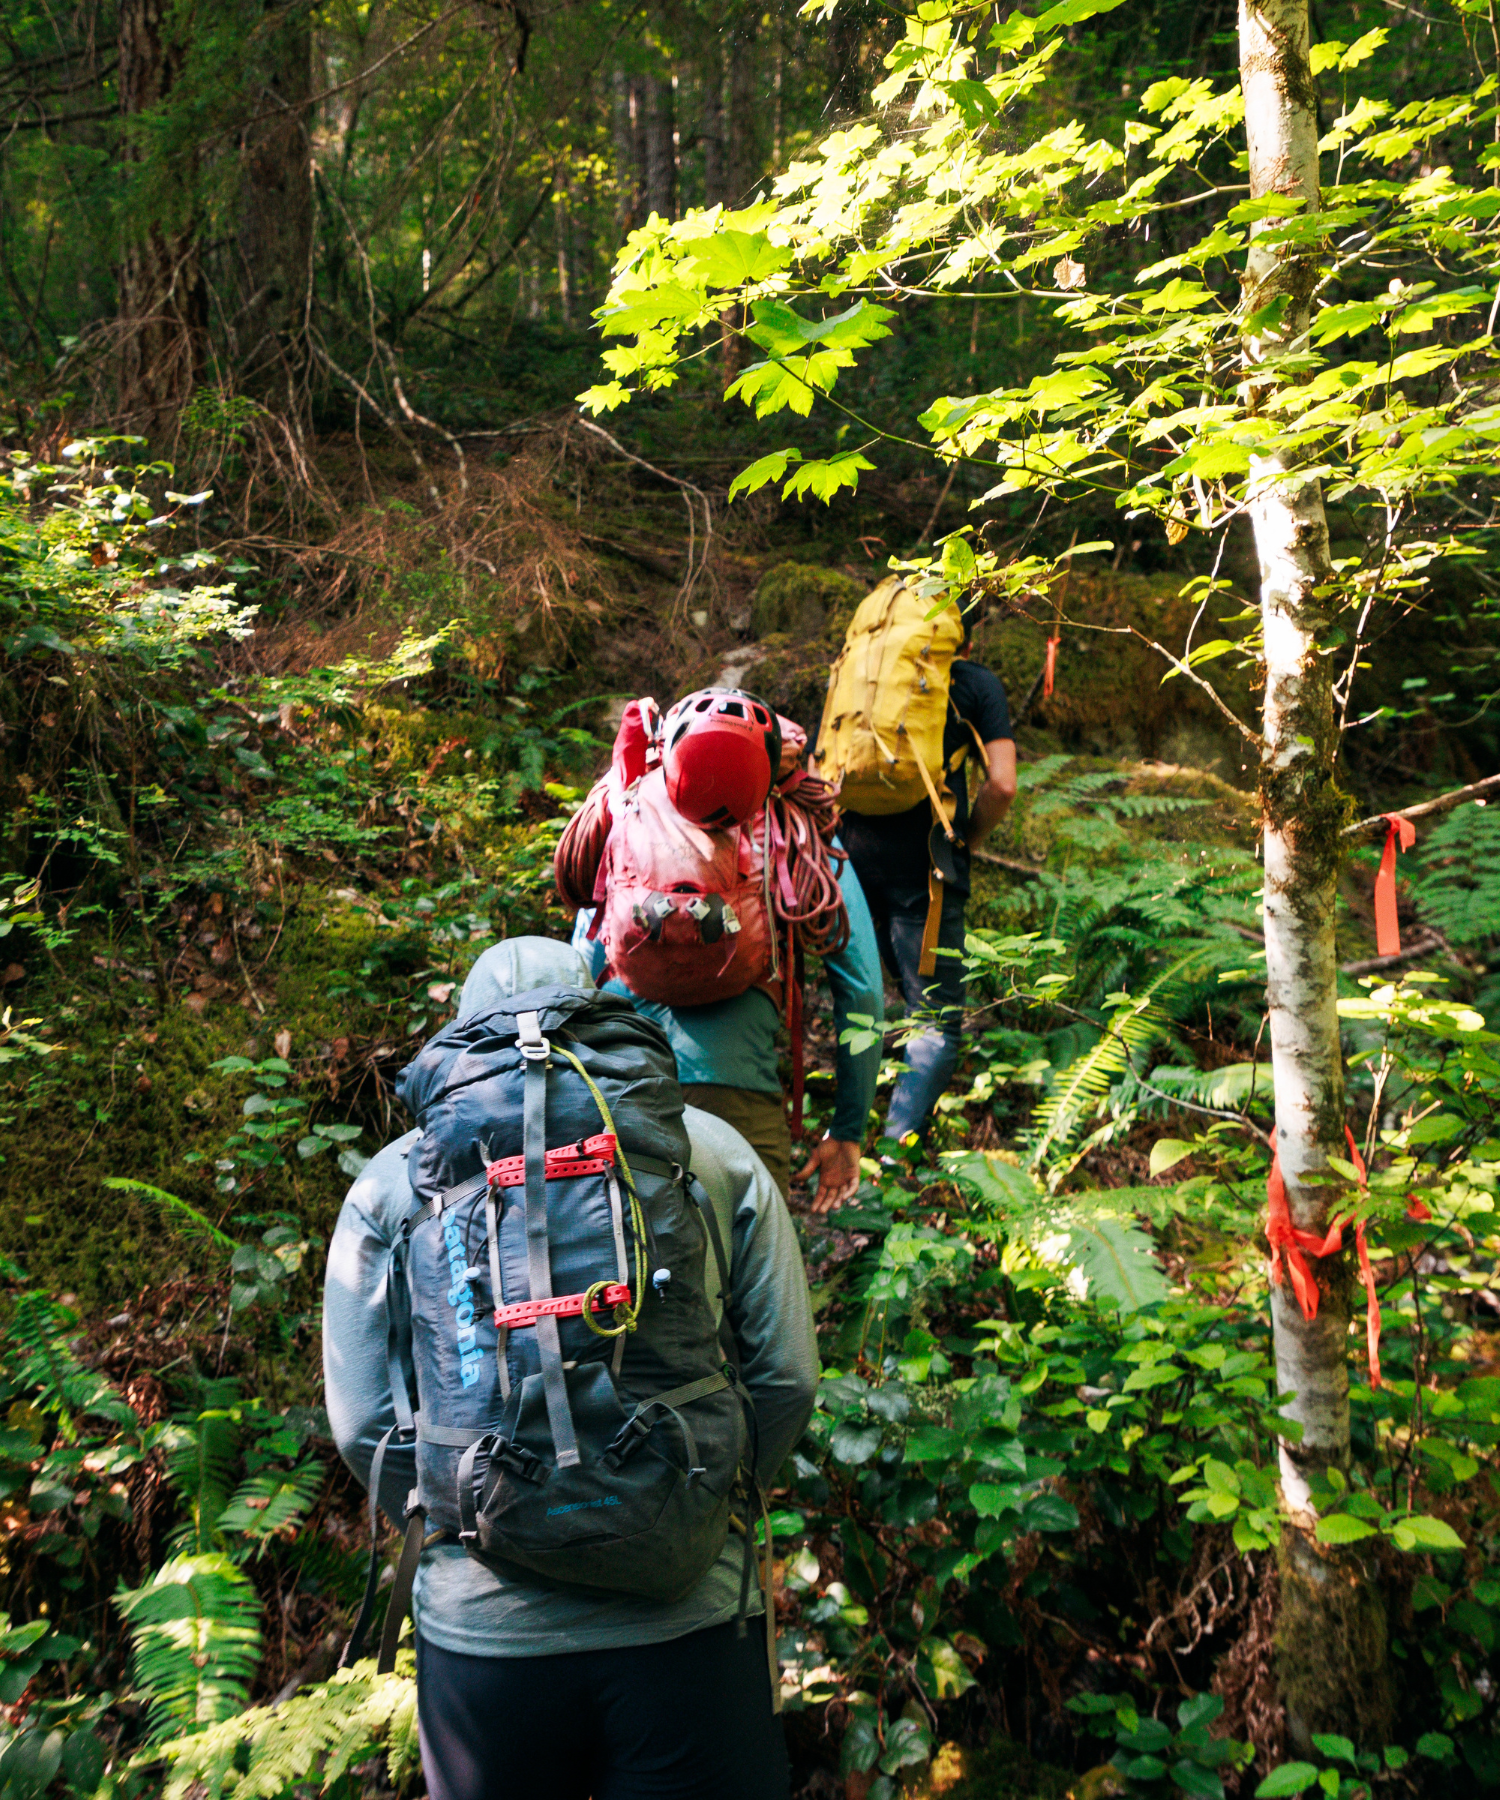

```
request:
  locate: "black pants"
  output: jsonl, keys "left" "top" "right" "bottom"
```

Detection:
{"left": 416, "top": 1622, "right": 790, "bottom": 1800}
{"left": 842, "top": 825, "right": 970, "bottom": 1142}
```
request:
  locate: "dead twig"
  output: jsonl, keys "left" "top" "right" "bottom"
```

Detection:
{"left": 571, "top": 414, "right": 714, "bottom": 613}
{"left": 1342, "top": 771, "right": 1500, "bottom": 838}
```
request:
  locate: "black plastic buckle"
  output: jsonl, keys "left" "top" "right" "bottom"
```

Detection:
{"left": 496, "top": 1442, "right": 546, "bottom": 1485}
{"left": 606, "top": 1413, "right": 654, "bottom": 1466}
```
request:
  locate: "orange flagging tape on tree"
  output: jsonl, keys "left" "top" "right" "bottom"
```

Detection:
{"left": 1374, "top": 813, "right": 1416, "bottom": 957}
{"left": 1264, "top": 1127, "right": 1382, "bottom": 1387}
{"left": 1043, "top": 635, "right": 1060, "bottom": 699}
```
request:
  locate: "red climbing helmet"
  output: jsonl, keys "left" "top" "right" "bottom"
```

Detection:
{"left": 660, "top": 687, "right": 782, "bottom": 828}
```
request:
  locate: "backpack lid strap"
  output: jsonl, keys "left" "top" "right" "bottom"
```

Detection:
{"left": 522, "top": 1050, "right": 581, "bottom": 1468}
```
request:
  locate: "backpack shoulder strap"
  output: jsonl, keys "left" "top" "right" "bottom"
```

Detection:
{"left": 685, "top": 1172, "right": 741, "bottom": 1371}
{"left": 340, "top": 1180, "right": 428, "bottom": 1671}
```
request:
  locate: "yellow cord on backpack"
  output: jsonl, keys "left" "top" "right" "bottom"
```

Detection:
{"left": 554, "top": 1046, "right": 647, "bottom": 1337}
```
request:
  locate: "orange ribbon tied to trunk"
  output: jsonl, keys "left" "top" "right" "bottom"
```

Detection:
{"left": 1374, "top": 813, "right": 1416, "bottom": 957}
{"left": 1264, "top": 1127, "right": 1382, "bottom": 1388}
{"left": 1043, "top": 635, "right": 1060, "bottom": 700}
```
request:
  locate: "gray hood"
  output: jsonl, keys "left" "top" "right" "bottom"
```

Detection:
{"left": 457, "top": 936, "right": 595, "bottom": 1020}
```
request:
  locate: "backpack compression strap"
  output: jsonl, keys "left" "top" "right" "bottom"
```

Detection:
{"left": 917, "top": 709, "right": 990, "bottom": 976}
{"left": 518, "top": 1011, "right": 581, "bottom": 1468}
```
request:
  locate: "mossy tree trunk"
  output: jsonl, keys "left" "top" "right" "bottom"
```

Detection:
{"left": 235, "top": 0, "right": 313, "bottom": 405}
{"left": 117, "top": 0, "right": 206, "bottom": 428}
{"left": 1239, "top": 0, "right": 1393, "bottom": 1748}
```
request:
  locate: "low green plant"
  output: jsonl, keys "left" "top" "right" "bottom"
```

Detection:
{"left": 1067, "top": 1691, "right": 1251, "bottom": 1798}
{"left": 1254, "top": 1730, "right": 1458, "bottom": 1796}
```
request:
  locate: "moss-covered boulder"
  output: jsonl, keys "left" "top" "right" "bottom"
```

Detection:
{"left": 749, "top": 562, "right": 865, "bottom": 640}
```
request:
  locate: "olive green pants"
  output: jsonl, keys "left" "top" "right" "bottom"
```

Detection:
{"left": 681, "top": 1084, "right": 793, "bottom": 1198}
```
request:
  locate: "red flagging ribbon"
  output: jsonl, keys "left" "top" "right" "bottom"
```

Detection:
{"left": 1043, "top": 635, "right": 1060, "bottom": 700}
{"left": 1264, "top": 1126, "right": 1382, "bottom": 1388}
{"left": 1374, "top": 813, "right": 1416, "bottom": 957}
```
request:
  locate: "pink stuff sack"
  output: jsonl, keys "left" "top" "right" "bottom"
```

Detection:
{"left": 597, "top": 765, "right": 776, "bottom": 1007}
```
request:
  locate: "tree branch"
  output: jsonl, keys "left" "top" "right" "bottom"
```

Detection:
{"left": 1341, "top": 771, "right": 1500, "bottom": 838}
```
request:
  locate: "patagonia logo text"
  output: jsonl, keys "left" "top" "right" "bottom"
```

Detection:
{"left": 443, "top": 1218, "right": 486, "bottom": 1389}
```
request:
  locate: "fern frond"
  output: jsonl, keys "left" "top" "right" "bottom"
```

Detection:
{"left": 160, "top": 1381, "right": 243, "bottom": 1553}
{"left": 1111, "top": 795, "right": 1209, "bottom": 818}
{"left": 6, "top": 1291, "right": 136, "bottom": 1436}
{"left": 1407, "top": 805, "right": 1500, "bottom": 946}
{"left": 1147, "top": 1061, "right": 1271, "bottom": 1112}
{"left": 101, "top": 1179, "right": 237, "bottom": 1252}
{"left": 153, "top": 1657, "right": 416, "bottom": 1800}
{"left": 217, "top": 1460, "right": 325, "bottom": 1556}
{"left": 116, "top": 1552, "right": 262, "bottom": 1743}
{"left": 941, "top": 1151, "right": 1169, "bottom": 1312}
{"left": 1032, "top": 945, "right": 1224, "bottom": 1166}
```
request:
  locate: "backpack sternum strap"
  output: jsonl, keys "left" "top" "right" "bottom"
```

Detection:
{"left": 520, "top": 1020, "right": 581, "bottom": 1469}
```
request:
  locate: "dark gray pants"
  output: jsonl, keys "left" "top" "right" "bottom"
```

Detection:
{"left": 416, "top": 1621, "right": 790, "bottom": 1800}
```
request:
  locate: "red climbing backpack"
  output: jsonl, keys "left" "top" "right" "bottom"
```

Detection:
{"left": 593, "top": 764, "right": 777, "bottom": 1007}
{"left": 554, "top": 693, "right": 850, "bottom": 1040}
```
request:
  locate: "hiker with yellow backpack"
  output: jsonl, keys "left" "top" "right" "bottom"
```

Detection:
{"left": 814, "top": 578, "right": 1016, "bottom": 1149}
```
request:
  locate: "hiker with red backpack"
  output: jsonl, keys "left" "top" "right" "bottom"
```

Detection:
{"left": 555, "top": 686, "right": 884, "bottom": 1213}
{"left": 815, "top": 582, "right": 1016, "bottom": 1148}
{"left": 324, "top": 933, "right": 817, "bottom": 1800}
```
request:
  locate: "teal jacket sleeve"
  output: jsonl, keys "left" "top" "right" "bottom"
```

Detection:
{"left": 685, "top": 1107, "right": 819, "bottom": 1480}
{"left": 322, "top": 1132, "right": 421, "bottom": 1530}
{"left": 822, "top": 850, "right": 884, "bottom": 1144}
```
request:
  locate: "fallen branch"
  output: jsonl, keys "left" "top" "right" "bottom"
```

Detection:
{"left": 1340, "top": 932, "right": 1444, "bottom": 978}
{"left": 972, "top": 849, "right": 1046, "bottom": 880}
{"left": 1343, "top": 771, "right": 1500, "bottom": 838}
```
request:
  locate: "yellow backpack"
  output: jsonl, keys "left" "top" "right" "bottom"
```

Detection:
{"left": 814, "top": 577, "right": 975, "bottom": 974}
{"left": 814, "top": 575, "right": 966, "bottom": 825}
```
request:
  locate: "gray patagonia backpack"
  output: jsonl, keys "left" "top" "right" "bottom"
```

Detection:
{"left": 343, "top": 985, "right": 766, "bottom": 1676}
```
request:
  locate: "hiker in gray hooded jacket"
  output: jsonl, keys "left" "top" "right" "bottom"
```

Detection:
{"left": 323, "top": 935, "right": 819, "bottom": 1800}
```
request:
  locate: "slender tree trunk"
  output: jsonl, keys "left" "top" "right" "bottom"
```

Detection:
{"left": 555, "top": 188, "right": 572, "bottom": 325}
{"left": 701, "top": 49, "right": 727, "bottom": 207}
{"left": 726, "top": 12, "right": 757, "bottom": 205}
{"left": 236, "top": 0, "right": 313, "bottom": 402}
{"left": 643, "top": 68, "right": 677, "bottom": 221}
{"left": 117, "top": 0, "right": 206, "bottom": 428}
{"left": 1240, "top": 0, "right": 1393, "bottom": 1749}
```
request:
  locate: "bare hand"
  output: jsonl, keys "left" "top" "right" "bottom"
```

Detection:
{"left": 798, "top": 1137, "right": 863, "bottom": 1214}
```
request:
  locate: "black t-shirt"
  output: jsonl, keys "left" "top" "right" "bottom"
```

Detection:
{"left": 841, "top": 658, "right": 1013, "bottom": 860}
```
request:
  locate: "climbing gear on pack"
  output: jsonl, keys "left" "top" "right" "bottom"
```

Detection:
{"left": 660, "top": 687, "right": 782, "bottom": 828}
{"left": 554, "top": 702, "right": 849, "bottom": 1135}
{"left": 814, "top": 574, "right": 985, "bottom": 974}
{"left": 342, "top": 986, "right": 767, "bottom": 1677}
